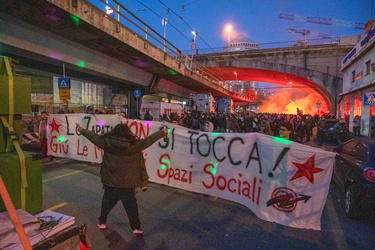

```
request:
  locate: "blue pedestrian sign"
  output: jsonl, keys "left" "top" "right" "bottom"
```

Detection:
{"left": 58, "top": 77, "right": 71, "bottom": 89}
{"left": 133, "top": 89, "right": 141, "bottom": 98}
{"left": 363, "top": 92, "right": 375, "bottom": 105}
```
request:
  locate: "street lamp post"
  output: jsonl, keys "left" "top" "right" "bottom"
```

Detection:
{"left": 234, "top": 72, "right": 238, "bottom": 93}
{"left": 162, "top": 18, "right": 168, "bottom": 52}
{"left": 192, "top": 30, "right": 198, "bottom": 44}
{"left": 226, "top": 25, "right": 232, "bottom": 51}
{"left": 190, "top": 30, "right": 198, "bottom": 69}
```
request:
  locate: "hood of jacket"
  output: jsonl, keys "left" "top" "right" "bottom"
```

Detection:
{"left": 104, "top": 136, "right": 132, "bottom": 155}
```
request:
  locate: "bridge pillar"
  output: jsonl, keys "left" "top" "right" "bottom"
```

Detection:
{"left": 127, "top": 90, "right": 142, "bottom": 119}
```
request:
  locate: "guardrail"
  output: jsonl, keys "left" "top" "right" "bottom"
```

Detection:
{"left": 180, "top": 37, "right": 341, "bottom": 55}
{"left": 91, "top": 0, "right": 252, "bottom": 101}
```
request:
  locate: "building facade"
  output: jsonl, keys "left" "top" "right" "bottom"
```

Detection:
{"left": 30, "top": 76, "right": 128, "bottom": 115}
{"left": 340, "top": 26, "right": 375, "bottom": 137}
{"left": 224, "top": 34, "right": 259, "bottom": 52}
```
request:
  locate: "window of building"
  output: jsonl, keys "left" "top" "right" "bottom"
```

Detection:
{"left": 344, "top": 97, "right": 351, "bottom": 124}
{"left": 351, "top": 70, "right": 356, "bottom": 82}
{"left": 366, "top": 60, "right": 371, "bottom": 75}
{"left": 353, "top": 94, "right": 362, "bottom": 117}
{"left": 31, "top": 105, "right": 39, "bottom": 113}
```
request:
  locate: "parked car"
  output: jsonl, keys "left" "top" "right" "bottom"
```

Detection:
{"left": 316, "top": 119, "right": 338, "bottom": 143}
{"left": 317, "top": 119, "right": 352, "bottom": 144}
{"left": 333, "top": 137, "right": 375, "bottom": 218}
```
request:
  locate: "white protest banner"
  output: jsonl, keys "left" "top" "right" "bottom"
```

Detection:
{"left": 46, "top": 114, "right": 335, "bottom": 230}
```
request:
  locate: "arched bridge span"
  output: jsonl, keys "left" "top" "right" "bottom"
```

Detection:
{"left": 206, "top": 66, "right": 334, "bottom": 113}
{"left": 195, "top": 43, "right": 357, "bottom": 114}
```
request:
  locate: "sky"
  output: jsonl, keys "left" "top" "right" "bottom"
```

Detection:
{"left": 91, "top": 0, "right": 373, "bottom": 53}
{"left": 88, "top": 0, "right": 372, "bottom": 114}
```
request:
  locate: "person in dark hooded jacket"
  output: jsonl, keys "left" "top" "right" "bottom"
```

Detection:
{"left": 76, "top": 123, "right": 168, "bottom": 235}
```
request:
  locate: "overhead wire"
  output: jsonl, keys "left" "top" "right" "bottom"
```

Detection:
{"left": 157, "top": 0, "right": 217, "bottom": 52}
{"left": 129, "top": 0, "right": 200, "bottom": 13}
{"left": 133, "top": 0, "right": 216, "bottom": 52}
{"left": 134, "top": 0, "right": 192, "bottom": 44}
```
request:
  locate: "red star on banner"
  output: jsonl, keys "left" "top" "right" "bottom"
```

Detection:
{"left": 290, "top": 154, "right": 324, "bottom": 184}
{"left": 49, "top": 118, "right": 61, "bottom": 133}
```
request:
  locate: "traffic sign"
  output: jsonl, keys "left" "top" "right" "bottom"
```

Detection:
{"left": 191, "top": 44, "right": 197, "bottom": 50}
{"left": 58, "top": 77, "right": 70, "bottom": 89}
{"left": 363, "top": 92, "right": 375, "bottom": 105}
{"left": 316, "top": 100, "right": 322, "bottom": 105}
{"left": 133, "top": 89, "right": 141, "bottom": 98}
{"left": 59, "top": 89, "right": 71, "bottom": 100}
{"left": 161, "top": 18, "right": 168, "bottom": 26}
{"left": 316, "top": 104, "right": 321, "bottom": 109}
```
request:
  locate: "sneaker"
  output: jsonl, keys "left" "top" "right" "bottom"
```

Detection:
{"left": 97, "top": 224, "right": 107, "bottom": 230}
{"left": 133, "top": 229, "right": 143, "bottom": 234}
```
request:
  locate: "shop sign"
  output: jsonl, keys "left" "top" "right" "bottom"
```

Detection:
{"left": 342, "top": 25, "right": 375, "bottom": 68}
{"left": 59, "top": 89, "right": 71, "bottom": 100}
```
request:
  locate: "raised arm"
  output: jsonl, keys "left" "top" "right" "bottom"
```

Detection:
{"left": 76, "top": 123, "right": 106, "bottom": 149}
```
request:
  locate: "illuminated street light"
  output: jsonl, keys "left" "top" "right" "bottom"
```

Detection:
{"left": 161, "top": 17, "right": 169, "bottom": 52}
{"left": 226, "top": 25, "right": 232, "bottom": 45}
{"left": 190, "top": 30, "right": 199, "bottom": 68}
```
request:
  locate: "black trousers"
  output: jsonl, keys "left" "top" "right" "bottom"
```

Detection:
{"left": 99, "top": 186, "right": 141, "bottom": 230}
{"left": 353, "top": 126, "right": 360, "bottom": 136}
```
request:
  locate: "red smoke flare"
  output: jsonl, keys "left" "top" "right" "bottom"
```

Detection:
{"left": 258, "top": 90, "right": 328, "bottom": 115}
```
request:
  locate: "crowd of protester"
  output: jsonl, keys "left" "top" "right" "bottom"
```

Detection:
{"left": 26, "top": 106, "right": 375, "bottom": 147}
{"left": 158, "top": 110, "right": 337, "bottom": 144}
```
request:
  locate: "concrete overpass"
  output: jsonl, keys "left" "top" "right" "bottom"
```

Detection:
{"left": 0, "top": 0, "right": 359, "bottom": 115}
{"left": 0, "top": 0, "right": 253, "bottom": 118}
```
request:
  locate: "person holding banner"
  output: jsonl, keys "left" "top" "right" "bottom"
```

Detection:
{"left": 119, "top": 111, "right": 127, "bottom": 118}
{"left": 76, "top": 123, "right": 168, "bottom": 235}
{"left": 203, "top": 121, "right": 214, "bottom": 132}
{"left": 38, "top": 111, "right": 49, "bottom": 159}
{"left": 278, "top": 122, "right": 297, "bottom": 141}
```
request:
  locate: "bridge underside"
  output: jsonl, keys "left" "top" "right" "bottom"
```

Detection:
{"left": 206, "top": 66, "right": 334, "bottom": 115}
{"left": 0, "top": 0, "right": 247, "bottom": 104}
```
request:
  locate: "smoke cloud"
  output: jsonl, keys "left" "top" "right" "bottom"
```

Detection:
{"left": 258, "top": 89, "right": 329, "bottom": 115}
